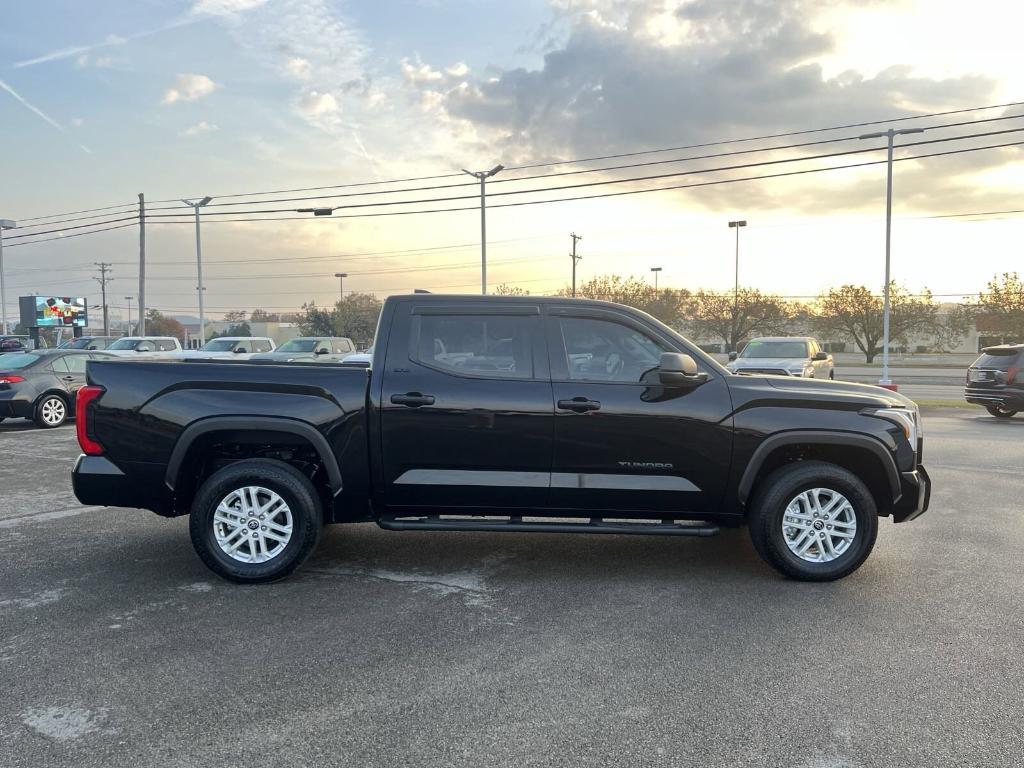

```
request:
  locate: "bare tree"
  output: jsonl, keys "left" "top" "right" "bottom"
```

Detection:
{"left": 684, "top": 288, "right": 794, "bottom": 351}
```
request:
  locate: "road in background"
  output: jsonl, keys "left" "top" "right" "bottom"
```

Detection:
{"left": 2, "top": 411, "right": 1022, "bottom": 767}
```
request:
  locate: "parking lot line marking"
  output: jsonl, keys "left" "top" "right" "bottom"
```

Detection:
{"left": 0, "top": 505, "right": 106, "bottom": 529}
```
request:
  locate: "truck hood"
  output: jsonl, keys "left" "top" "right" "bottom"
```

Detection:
{"left": 725, "top": 371, "right": 914, "bottom": 409}
{"left": 729, "top": 357, "right": 809, "bottom": 369}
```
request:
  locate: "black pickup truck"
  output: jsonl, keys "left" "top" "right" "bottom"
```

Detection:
{"left": 72, "top": 294, "right": 929, "bottom": 583}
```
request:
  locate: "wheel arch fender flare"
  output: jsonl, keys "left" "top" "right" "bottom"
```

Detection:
{"left": 737, "top": 430, "right": 901, "bottom": 507}
{"left": 164, "top": 416, "right": 343, "bottom": 496}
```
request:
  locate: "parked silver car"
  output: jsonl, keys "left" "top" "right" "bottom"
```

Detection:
{"left": 727, "top": 336, "right": 834, "bottom": 379}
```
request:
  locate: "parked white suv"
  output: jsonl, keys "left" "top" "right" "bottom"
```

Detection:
{"left": 104, "top": 336, "right": 183, "bottom": 357}
{"left": 727, "top": 336, "right": 834, "bottom": 379}
{"left": 177, "top": 337, "right": 276, "bottom": 360}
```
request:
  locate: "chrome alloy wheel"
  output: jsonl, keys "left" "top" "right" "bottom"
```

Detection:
{"left": 213, "top": 486, "right": 293, "bottom": 564}
{"left": 40, "top": 397, "right": 66, "bottom": 426}
{"left": 781, "top": 488, "right": 857, "bottom": 563}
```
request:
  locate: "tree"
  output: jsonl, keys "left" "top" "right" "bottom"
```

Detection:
{"left": 208, "top": 321, "right": 252, "bottom": 340}
{"left": 558, "top": 275, "right": 691, "bottom": 327}
{"left": 223, "top": 309, "right": 248, "bottom": 322}
{"left": 297, "top": 303, "right": 335, "bottom": 337}
{"left": 684, "top": 288, "right": 794, "bottom": 352}
{"left": 334, "top": 292, "right": 382, "bottom": 345}
{"left": 249, "top": 309, "right": 279, "bottom": 322}
{"left": 974, "top": 272, "right": 1024, "bottom": 342}
{"left": 815, "top": 283, "right": 939, "bottom": 362}
{"left": 494, "top": 284, "right": 530, "bottom": 296}
{"left": 145, "top": 310, "right": 186, "bottom": 343}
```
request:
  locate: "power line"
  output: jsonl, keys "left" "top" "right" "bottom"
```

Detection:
{"left": 16, "top": 201, "right": 139, "bottom": 225}
{"left": 2, "top": 222, "right": 138, "bottom": 249}
{"left": 13, "top": 207, "right": 141, "bottom": 231}
{"left": 3, "top": 216, "right": 138, "bottom": 240}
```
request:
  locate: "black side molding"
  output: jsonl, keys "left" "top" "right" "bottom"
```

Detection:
{"left": 164, "top": 416, "right": 343, "bottom": 495}
{"left": 737, "top": 430, "right": 901, "bottom": 506}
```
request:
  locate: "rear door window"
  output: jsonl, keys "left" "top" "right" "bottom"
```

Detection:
{"left": 413, "top": 314, "right": 534, "bottom": 379}
{"left": 64, "top": 355, "right": 89, "bottom": 373}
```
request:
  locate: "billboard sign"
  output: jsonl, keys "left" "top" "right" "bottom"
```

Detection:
{"left": 19, "top": 296, "right": 89, "bottom": 328}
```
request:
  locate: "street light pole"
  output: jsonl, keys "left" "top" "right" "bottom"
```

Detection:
{"left": 182, "top": 197, "right": 213, "bottom": 344}
{"left": 124, "top": 296, "right": 134, "bottom": 335}
{"left": 859, "top": 127, "right": 925, "bottom": 387}
{"left": 570, "top": 232, "right": 583, "bottom": 297}
{"left": 727, "top": 220, "right": 747, "bottom": 351}
{"left": 462, "top": 165, "right": 504, "bottom": 294}
{"left": 650, "top": 266, "right": 662, "bottom": 291}
{"left": 334, "top": 272, "right": 348, "bottom": 302}
{"left": 0, "top": 219, "right": 16, "bottom": 335}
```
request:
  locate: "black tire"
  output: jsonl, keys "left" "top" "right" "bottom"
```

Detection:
{"left": 189, "top": 459, "right": 323, "bottom": 584}
{"left": 748, "top": 460, "right": 878, "bottom": 581}
{"left": 34, "top": 393, "right": 68, "bottom": 428}
{"left": 985, "top": 405, "right": 1018, "bottom": 418}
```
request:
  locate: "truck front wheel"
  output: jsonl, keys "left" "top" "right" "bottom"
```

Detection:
{"left": 748, "top": 461, "right": 878, "bottom": 581}
{"left": 189, "top": 459, "right": 323, "bottom": 583}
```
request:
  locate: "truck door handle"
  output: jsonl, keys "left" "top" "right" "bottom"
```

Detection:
{"left": 557, "top": 397, "right": 601, "bottom": 413}
{"left": 391, "top": 392, "right": 436, "bottom": 407}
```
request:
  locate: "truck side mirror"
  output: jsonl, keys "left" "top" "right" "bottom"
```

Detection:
{"left": 813, "top": 351, "right": 828, "bottom": 361}
{"left": 728, "top": 351, "right": 738, "bottom": 361}
{"left": 658, "top": 352, "right": 708, "bottom": 386}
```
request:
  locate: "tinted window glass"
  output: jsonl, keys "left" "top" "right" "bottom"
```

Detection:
{"left": 559, "top": 317, "right": 667, "bottom": 383}
{"left": 200, "top": 339, "right": 235, "bottom": 352}
{"left": 416, "top": 315, "right": 533, "bottom": 378}
{"left": 64, "top": 355, "right": 88, "bottom": 373}
{"left": 136, "top": 341, "right": 156, "bottom": 352}
{"left": 332, "top": 339, "right": 353, "bottom": 354}
{"left": 234, "top": 340, "right": 251, "bottom": 353}
{"left": 974, "top": 349, "right": 1022, "bottom": 369}
{"left": 50, "top": 356, "right": 71, "bottom": 373}
{"left": 107, "top": 338, "right": 136, "bottom": 350}
{"left": 277, "top": 339, "right": 317, "bottom": 353}
{"left": 0, "top": 353, "right": 39, "bottom": 369}
{"left": 253, "top": 340, "right": 272, "bottom": 352}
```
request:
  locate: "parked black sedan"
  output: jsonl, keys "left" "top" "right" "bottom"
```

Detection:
{"left": 0, "top": 350, "right": 115, "bottom": 428}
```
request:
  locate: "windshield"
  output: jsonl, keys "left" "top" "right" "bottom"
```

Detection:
{"left": 0, "top": 353, "right": 41, "bottom": 370}
{"left": 740, "top": 340, "right": 809, "bottom": 359}
{"left": 59, "top": 338, "right": 93, "bottom": 349}
{"left": 107, "top": 338, "right": 138, "bottom": 350}
{"left": 200, "top": 339, "right": 236, "bottom": 352}
{"left": 276, "top": 339, "right": 317, "bottom": 353}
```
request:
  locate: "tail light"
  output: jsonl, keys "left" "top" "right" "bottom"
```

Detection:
{"left": 0, "top": 375, "right": 26, "bottom": 385}
{"left": 75, "top": 385, "right": 106, "bottom": 455}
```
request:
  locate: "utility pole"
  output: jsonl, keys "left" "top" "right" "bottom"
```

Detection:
{"left": 859, "top": 127, "right": 925, "bottom": 388}
{"left": 0, "top": 219, "right": 16, "bottom": 335}
{"left": 461, "top": 165, "right": 504, "bottom": 294}
{"left": 181, "top": 196, "right": 213, "bottom": 344}
{"left": 138, "top": 193, "right": 146, "bottom": 335}
{"left": 124, "top": 296, "right": 134, "bottom": 335}
{"left": 727, "top": 219, "right": 747, "bottom": 352}
{"left": 94, "top": 262, "right": 113, "bottom": 336}
{"left": 570, "top": 232, "right": 583, "bottom": 297}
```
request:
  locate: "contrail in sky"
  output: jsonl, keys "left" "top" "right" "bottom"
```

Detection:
{"left": 13, "top": 18, "right": 197, "bottom": 68}
{"left": 0, "top": 78, "right": 91, "bottom": 154}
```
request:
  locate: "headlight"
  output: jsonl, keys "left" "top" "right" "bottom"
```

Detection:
{"left": 868, "top": 406, "right": 920, "bottom": 449}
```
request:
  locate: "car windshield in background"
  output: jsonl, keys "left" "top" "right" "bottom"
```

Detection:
{"left": 59, "top": 338, "right": 93, "bottom": 349}
{"left": 740, "top": 341, "right": 808, "bottom": 359}
{"left": 0, "top": 353, "right": 41, "bottom": 369}
{"left": 107, "top": 339, "right": 137, "bottom": 350}
{"left": 277, "top": 340, "right": 317, "bottom": 353}
{"left": 200, "top": 339, "right": 236, "bottom": 352}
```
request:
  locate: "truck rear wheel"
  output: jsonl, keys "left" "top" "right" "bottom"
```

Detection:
{"left": 748, "top": 461, "right": 878, "bottom": 581}
{"left": 189, "top": 459, "right": 323, "bottom": 583}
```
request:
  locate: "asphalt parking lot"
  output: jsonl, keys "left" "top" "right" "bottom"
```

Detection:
{"left": 2, "top": 410, "right": 1022, "bottom": 767}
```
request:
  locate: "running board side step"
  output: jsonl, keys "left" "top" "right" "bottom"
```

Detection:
{"left": 377, "top": 515, "right": 720, "bottom": 537}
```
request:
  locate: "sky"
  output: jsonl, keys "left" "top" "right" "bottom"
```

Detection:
{"left": 0, "top": 0, "right": 1022, "bottom": 325}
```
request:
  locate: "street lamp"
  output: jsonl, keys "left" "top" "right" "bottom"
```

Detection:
{"left": 461, "top": 164, "right": 504, "bottom": 294}
{"left": 859, "top": 127, "right": 925, "bottom": 388}
{"left": 727, "top": 220, "right": 747, "bottom": 334}
{"left": 334, "top": 272, "right": 348, "bottom": 302}
{"left": 181, "top": 196, "right": 213, "bottom": 344}
{"left": 650, "top": 266, "right": 662, "bottom": 291}
{"left": 0, "top": 219, "right": 15, "bottom": 335}
{"left": 124, "top": 296, "right": 134, "bottom": 335}
{"left": 297, "top": 207, "right": 335, "bottom": 216}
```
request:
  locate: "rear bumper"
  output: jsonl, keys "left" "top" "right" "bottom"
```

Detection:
{"left": 73, "top": 455, "right": 137, "bottom": 508}
{"left": 892, "top": 465, "right": 930, "bottom": 523}
{"left": 0, "top": 390, "right": 34, "bottom": 419}
{"left": 964, "top": 386, "right": 1024, "bottom": 410}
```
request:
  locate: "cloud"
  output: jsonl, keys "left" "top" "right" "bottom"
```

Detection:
{"left": 191, "top": 0, "right": 269, "bottom": 15}
{"left": 446, "top": 62, "right": 470, "bottom": 78}
{"left": 409, "top": 0, "right": 1010, "bottom": 213}
{"left": 284, "top": 56, "right": 311, "bottom": 80}
{"left": 297, "top": 91, "right": 340, "bottom": 117}
{"left": 71, "top": 117, "right": 84, "bottom": 127}
{"left": 181, "top": 120, "right": 219, "bottom": 136}
{"left": 75, "top": 54, "right": 120, "bottom": 69}
{"left": 161, "top": 74, "right": 217, "bottom": 105}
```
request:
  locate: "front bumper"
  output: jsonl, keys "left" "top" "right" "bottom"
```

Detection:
{"left": 892, "top": 465, "right": 930, "bottom": 523}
